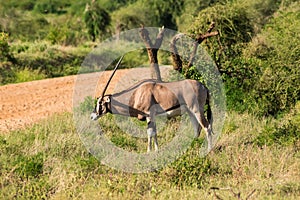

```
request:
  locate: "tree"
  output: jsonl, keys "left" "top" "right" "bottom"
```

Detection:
{"left": 112, "top": 1, "right": 155, "bottom": 35}
{"left": 138, "top": 23, "right": 218, "bottom": 81}
{"left": 84, "top": 0, "right": 111, "bottom": 42}
{"left": 146, "top": 0, "right": 184, "bottom": 29}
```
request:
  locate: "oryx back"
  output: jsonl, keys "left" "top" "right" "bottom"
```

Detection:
{"left": 126, "top": 79, "right": 208, "bottom": 118}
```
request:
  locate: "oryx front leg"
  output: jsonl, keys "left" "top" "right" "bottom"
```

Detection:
{"left": 146, "top": 117, "right": 158, "bottom": 152}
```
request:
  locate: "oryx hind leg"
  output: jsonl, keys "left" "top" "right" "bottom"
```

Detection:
{"left": 188, "top": 111, "right": 202, "bottom": 138}
{"left": 194, "top": 110, "right": 213, "bottom": 152}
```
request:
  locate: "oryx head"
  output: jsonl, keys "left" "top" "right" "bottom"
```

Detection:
{"left": 90, "top": 55, "right": 124, "bottom": 121}
{"left": 90, "top": 95, "right": 111, "bottom": 120}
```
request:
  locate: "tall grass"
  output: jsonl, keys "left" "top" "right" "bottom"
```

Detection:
{"left": 0, "top": 107, "right": 299, "bottom": 199}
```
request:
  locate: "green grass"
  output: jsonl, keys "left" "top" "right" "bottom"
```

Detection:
{"left": 0, "top": 41, "right": 92, "bottom": 85}
{"left": 0, "top": 106, "right": 299, "bottom": 199}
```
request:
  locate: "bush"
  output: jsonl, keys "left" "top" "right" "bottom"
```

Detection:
{"left": 20, "top": 0, "right": 36, "bottom": 11}
{"left": 188, "top": 0, "right": 257, "bottom": 84}
{"left": 7, "top": 16, "right": 50, "bottom": 41}
{"left": 76, "top": 96, "right": 95, "bottom": 115}
{"left": 34, "top": 0, "right": 70, "bottom": 14}
{"left": 46, "top": 26, "right": 71, "bottom": 45}
{"left": 15, "top": 68, "right": 46, "bottom": 83}
{"left": 15, "top": 153, "right": 44, "bottom": 178}
{"left": 188, "top": 1, "right": 300, "bottom": 116}
{"left": 111, "top": 2, "right": 148, "bottom": 32}
{"left": 190, "top": 1, "right": 255, "bottom": 47}
{"left": 165, "top": 153, "right": 218, "bottom": 189}
{"left": 243, "top": 4, "right": 300, "bottom": 116}
{"left": 254, "top": 101, "right": 300, "bottom": 146}
{"left": 16, "top": 46, "right": 84, "bottom": 78}
{"left": 0, "top": 32, "right": 16, "bottom": 84}
{"left": 0, "top": 62, "right": 16, "bottom": 85}
{"left": 0, "top": 32, "right": 15, "bottom": 62}
{"left": 255, "top": 121, "right": 300, "bottom": 147}
{"left": 84, "top": 1, "right": 111, "bottom": 42}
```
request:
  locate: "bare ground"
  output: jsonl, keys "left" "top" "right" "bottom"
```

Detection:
{"left": 0, "top": 67, "right": 171, "bottom": 133}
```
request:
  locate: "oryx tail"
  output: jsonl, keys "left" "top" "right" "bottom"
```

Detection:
{"left": 206, "top": 90, "right": 212, "bottom": 125}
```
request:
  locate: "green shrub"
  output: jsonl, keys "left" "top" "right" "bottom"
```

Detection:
{"left": 0, "top": 32, "right": 16, "bottom": 84}
{"left": 190, "top": 1, "right": 255, "bottom": 47}
{"left": 84, "top": 1, "right": 111, "bottom": 42}
{"left": 166, "top": 155, "right": 217, "bottom": 189}
{"left": 76, "top": 154, "right": 100, "bottom": 172}
{"left": 0, "top": 32, "right": 15, "bottom": 62}
{"left": 34, "top": 2, "right": 55, "bottom": 13}
{"left": 255, "top": 120, "right": 300, "bottom": 147}
{"left": 254, "top": 101, "right": 300, "bottom": 147}
{"left": 223, "top": 56, "right": 265, "bottom": 113}
{"left": 9, "top": 16, "right": 50, "bottom": 41}
{"left": 189, "top": 1, "right": 300, "bottom": 116}
{"left": 34, "top": 0, "right": 70, "bottom": 14}
{"left": 111, "top": 1, "right": 159, "bottom": 31}
{"left": 110, "top": 135, "right": 138, "bottom": 151}
{"left": 122, "top": 49, "right": 148, "bottom": 68}
{"left": 76, "top": 96, "right": 95, "bottom": 115}
{"left": 15, "top": 45, "right": 84, "bottom": 79}
{"left": 234, "top": 3, "right": 300, "bottom": 116}
{"left": 186, "top": 1, "right": 257, "bottom": 114}
{"left": 46, "top": 26, "right": 64, "bottom": 45}
{"left": 46, "top": 21, "right": 83, "bottom": 46}
{"left": 19, "top": 0, "right": 36, "bottom": 11}
{"left": 15, "top": 153, "right": 44, "bottom": 178}
{"left": 15, "top": 68, "right": 46, "bottom": 83}
{"left": 0, "top": 62, "right": 16, "bottom": 85}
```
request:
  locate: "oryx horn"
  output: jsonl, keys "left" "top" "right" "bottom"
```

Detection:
{"left": 101, "top": 55, "right": 124, "bottom": 97}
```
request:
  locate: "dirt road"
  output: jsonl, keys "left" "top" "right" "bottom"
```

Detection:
{"left": 0, "top": 67, "right": 171, "bottom": 133}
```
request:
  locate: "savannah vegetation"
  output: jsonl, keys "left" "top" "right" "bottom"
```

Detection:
{"left": 0, "top": 0, "right": 299, "bottom": 199}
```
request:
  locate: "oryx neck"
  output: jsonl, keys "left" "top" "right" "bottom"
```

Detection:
{"left": 109, "top": 94, "right": 132, "bottom": 116}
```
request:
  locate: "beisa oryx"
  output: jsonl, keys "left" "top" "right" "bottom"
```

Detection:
{"left": 91, "top": 56, "right": 213, "bottom": 153}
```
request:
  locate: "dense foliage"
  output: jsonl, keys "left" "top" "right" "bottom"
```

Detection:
{"left": 0, "top": 0, "right": 299, "bottom": 116}
{"left": 188, "top": 0, "right": 300, "bottom": 116}
{"left": 84, "top": 1, "right": 111, "bottom": 41}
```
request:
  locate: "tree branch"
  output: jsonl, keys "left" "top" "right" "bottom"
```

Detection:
{"left": 139, "top": 26, "right": 165, "bottom": 81}
{"left": 170, "top": 22, "right": 218, "bottom": 72}
{"left": 139, "top": 25, "right": 153, "bottom": 49}
{"left": 195, "top": 31, "right": 219, "bottom": 44}
{"left": 170, "top": 33, "right": 184, "bottom": 72}
{"left": 187, "top": 22, "right": 218, "bottom": 68}
{"left": 154, "top": 26, "right": 165, "bottom": 48}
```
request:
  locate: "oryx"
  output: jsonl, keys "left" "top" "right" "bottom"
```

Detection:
{"left": 91, "top": 57, "right": 213, "bottom": 153}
